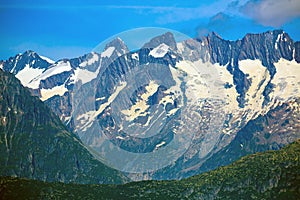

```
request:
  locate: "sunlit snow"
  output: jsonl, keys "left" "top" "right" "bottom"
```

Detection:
{"left": 79, "top": 52, "right": 99, "bottom": 67}
{"left": 101, "top": 47, "right": 115, "bottom": 58}
{"left": 149, "top": 43, "right": 169, "bottom": 58}
{"left": 40, "top": 55, "right": 55, "bottom": 64}
{"left": 15, "top": 64, "right": 44, "bottom": 87}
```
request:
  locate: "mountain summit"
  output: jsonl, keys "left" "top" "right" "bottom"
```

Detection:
{"left": 142, "top": 31, "right": 177, "bottom": 51}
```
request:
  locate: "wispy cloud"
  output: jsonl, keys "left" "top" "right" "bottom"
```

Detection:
{"left": 0, "top": 1, "right": 240, "bottom": 24}
{"left": 2, "top": 0, "right": 300, "bottom": 28}
{"left": 241, "top": 0, "right": 300, "bottom": 27}
{"left": 108, "top": 0, "right": 240, "bottom": 25}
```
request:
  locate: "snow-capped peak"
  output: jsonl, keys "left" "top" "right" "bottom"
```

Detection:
{"left": 102, "top": 37, "right": 129, "bottom": 57}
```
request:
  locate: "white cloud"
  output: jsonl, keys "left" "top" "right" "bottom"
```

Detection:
{"left": 241, "top": 0, "right": 300, "bottom": 27}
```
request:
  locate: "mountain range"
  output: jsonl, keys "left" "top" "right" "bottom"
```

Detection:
{"left": 0, "top": 29, "right": 300, "bottom": 181}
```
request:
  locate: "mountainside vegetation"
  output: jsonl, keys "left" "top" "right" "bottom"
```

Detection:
{"left": 0, "top": 70, "right": 128, "bottom": 184}
{"left": 1, "top": 139, "right": 299, "bottom": 199}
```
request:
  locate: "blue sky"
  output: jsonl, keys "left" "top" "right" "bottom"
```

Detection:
{"left": 1, "top": 0, "right": 300, "bottom": 61}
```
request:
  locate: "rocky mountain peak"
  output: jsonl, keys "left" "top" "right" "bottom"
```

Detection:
{"left": 142, "top": 32, "right": 177, "bottom": 51}
{"left": 104, "top": 37, "right": 129, "bottom": 56}
{"left": 1, "top": 50, "right": 51, "bottom": 74}
{"left": 209, "top": 31, "right": 222, "bottom": 39}
{"left": 22, "top": 50, "right": 36, "bottom": 56}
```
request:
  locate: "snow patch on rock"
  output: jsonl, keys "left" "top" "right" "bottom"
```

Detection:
{"left": 15, "top": 64, "right": 45, "bottom": 87}
{"left": 40, "top": 84, "right": 68, "bottom": 101}
{"left": 79, "top": 53, "right": 99, "bottom": 67}
{"left": 40, "top": 55, "right": 55, "bottom": 64}
{"left": 149, "top": 43, "right": 169, "bottom": 58}
{"left": 101, "top": 47, "right": 115, "bottom": 58}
